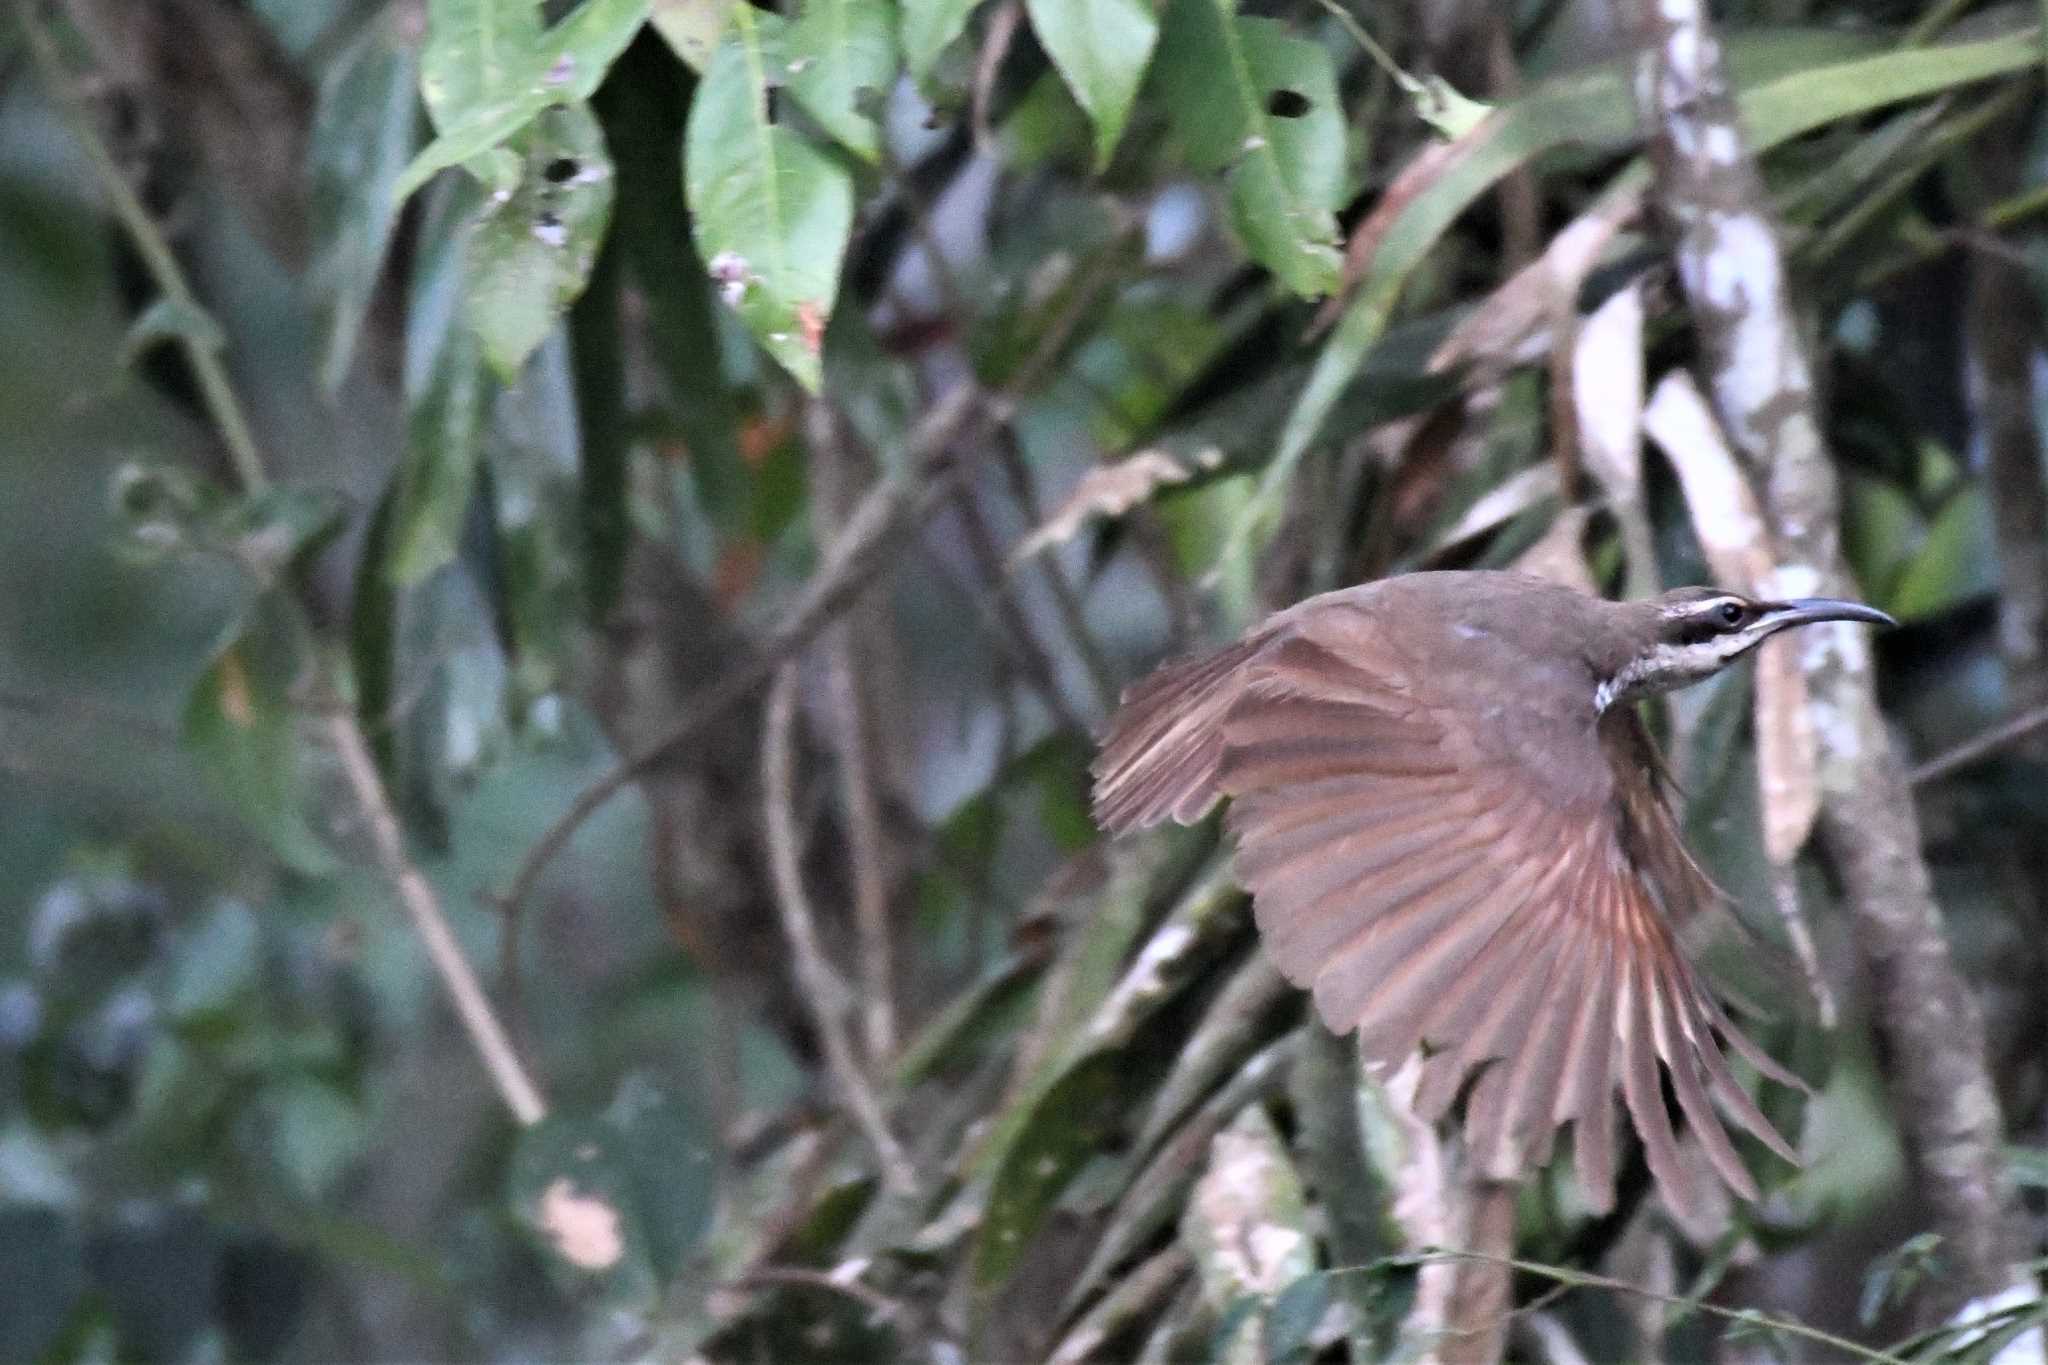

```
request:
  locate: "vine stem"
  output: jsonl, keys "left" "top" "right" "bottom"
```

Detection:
{"left": 17, "top": 0, "right": 547, "bottom": 1126}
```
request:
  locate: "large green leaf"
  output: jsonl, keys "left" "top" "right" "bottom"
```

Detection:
{"left": 1026, "top": 0, "right": 1158, "bottom": 172}
{"left": 308, "top": 8, "right": 420, "bottom": 395}
{"left": 464, "top": 102, "right": 616, "bottom": 380}
{"left": 396, "top": 0, "right": 651, "bottom": 204}
{"left": 684, "top": 3, "right": 854, "bottom": 391}
{"left": 1153, "top": 0, "right": 1343, "bottom": 296}
{"left": 391, "top": 178, "right": 491, "bottom": 585}
{"left": 650, "top": 0, "right": 735, "bottom": 70}
{"left": 783, "top": 0, "right": 899, "bottom": 163}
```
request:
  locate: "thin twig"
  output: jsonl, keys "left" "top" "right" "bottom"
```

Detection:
{"left": 805, "top": 400, "right": 900, "bottom": 1067}
{"left": 950, "top": 482, "right": 1090, "bottom": 737}
{"left": 991, "top": 433, "right": 1119, "bottom": 718}
{"left": 1333, "top": 1250, "right": 1914, "bottom": 1365}
{"left": 761, "top": 667, "right": 915, "bottom": 1194}
{"left": 17, "top": 0, "right": 264, "bottom": 492}
{"left": 329, "top": 714, "right": 548, "bottom": 1124}
{"left": 20, "top": 0, "right": 546, "bottom": 1127}
{"left": 498, "top": 387, "right": 976, "bottom": 920}
{"left": 1910, "top": 701, "right": 2048, "bottom": 787}
{"left": 498, "top": 235, "right": 1132, "bottom": 920}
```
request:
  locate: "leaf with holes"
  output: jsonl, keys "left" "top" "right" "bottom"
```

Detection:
{"left": 465, "top": 103, "right": 616, "bottom": 380}
{"left": 782, "top": 0, "right": 898, "bottom": 163}
{"left": 1025, "top": 0, "right": 1158, "bottom": 172}
{"left": 685, "top": 4, "right": 853, "bottom": 390}
{"left": 397, "top": 0, "right": 650, "bottom": 204}
{"left": 1153, "top": 0, "right": 1342, "bottom": 296}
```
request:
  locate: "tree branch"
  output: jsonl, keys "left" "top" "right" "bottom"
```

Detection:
{"left": 1628, "top": 0, "right": 2027, "bottom": 1320}
{"left": 498, "top": 234, "right": 1132, "bottom": 922}
{"left": 761, "top": 667, "right": 915, "bottom": 1194}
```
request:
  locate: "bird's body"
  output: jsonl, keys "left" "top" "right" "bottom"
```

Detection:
{"left": 1092, "top": 570, "right": 1894, "bottom": 1214}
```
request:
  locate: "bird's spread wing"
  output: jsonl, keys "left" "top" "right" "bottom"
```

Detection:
{"left": 1092, "top": 608, "right": 1799, "bottom": 1215}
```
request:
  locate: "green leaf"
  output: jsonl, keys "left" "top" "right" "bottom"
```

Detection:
{"left": 599, "top": 38, "right": 750, "bottom": 529}
{"left": 464, "top": 102, "right": 617, "bottom": 380}
{"left": 1153, "top": 0, "right": 1343, "bottom": 296}
{"left": 309, "top": 8, "right": 420, "bottom": 394}
{"left": 1025, "top": 0, "right": 1158, "bottom": 172}
{"left": 120, "top": 297, "right": 225, "bottom": 365}
{"left": 396, "top": 0, "right": 651, "bottom": 204}
{"left": 165, "top": 899, "right": 260, "bottom": 1021}
{"left": 569, "top": 224, "right": 629, "bottom": 622}
{"left": 1231, "top": 18, "right": 2041, "bottom": 593}
{"left": 419, "top": 0, "right": 544, "bottom": 127}
{"left": 972, "top": 1049, "right": 1126, "bottom": 1289}
{"left": 392, "top": 177, "right": 492, "bottom": 584}
{"left": 263, "top": 1078, "right": 369, "bottom": 1201}
{"left": 901, "top": 0, "right": 977, "bottom": 83}
{"left": 650, "top": 0, "right": 735, "bottom": 70}
{"left": 783, "top": 0, "right": 897, "bottom": 163}
{"left": 508, "top": 1114, "right": 661, "bottom": 1306}
{"left": 181, "top": 598, "right": 335, "bottom": 877}
{"left": 1889, "top": 486, "right": 1994, "bottom": 621}
{"left": 685, "top": 3, "right": 854, "bottom": 391}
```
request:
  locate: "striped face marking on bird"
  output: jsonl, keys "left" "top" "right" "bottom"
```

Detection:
{"left": 1597, "top": 593, "right": 1794, "bottom": 712}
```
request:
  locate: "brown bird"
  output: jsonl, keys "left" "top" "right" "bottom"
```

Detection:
{"left": 1092, "top": 570, "right": 1895, "bottom": 1214}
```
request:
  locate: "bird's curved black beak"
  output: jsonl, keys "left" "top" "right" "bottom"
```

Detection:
{"left": 1763, "top": 597, "right": 1899, "bottom": 631}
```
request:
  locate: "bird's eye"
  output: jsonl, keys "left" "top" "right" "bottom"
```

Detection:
{"left": 1717, "top": 601, "right": 1747, "bottom": 628}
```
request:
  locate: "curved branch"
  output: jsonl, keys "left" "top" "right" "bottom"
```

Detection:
{"left": 1628, "top": 0, "right": 2027, "bottom": 1320}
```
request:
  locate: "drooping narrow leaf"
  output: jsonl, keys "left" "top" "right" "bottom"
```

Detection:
{"left": 391, "top": 177, "right": 492, "bottom": 584}
{"left": 397, "top": 0, "right": 652, "bottom": 203}
{"left": 900, "top": 0, "right": 978, "bottom": 83}
{"left": 569, "top": 222, "right": 629, "bottom": 623}
{"left": 1025, "top": 0, "right": 1158, "bottom": 172}
{"left": 600, "top": 35, "right": 750, "bottom": 529}
{"left": 685, "top": 3, "right": 854, "bottom": 391}
{"left": 1153, "top": 0, "right": 1343, "bottom": 295}
{"left": 1225, "top": 18, "right": 2041, "bottom": 592}
{"left": 464, "top": 102, "right": 617, "bottom": 380}
{"left": 783, "top": 0, "right": 899, "bottom": 163}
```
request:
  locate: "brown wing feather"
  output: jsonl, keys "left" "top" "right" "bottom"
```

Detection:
{"left": 1095, "top": 593, "right": 1799, "bottom": 1214}
{"left": 1092, "top": 634, "right": 1269, "bottom": 832}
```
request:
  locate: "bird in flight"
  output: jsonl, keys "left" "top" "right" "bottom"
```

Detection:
{"left": 1092, "top": 569, "right": 1894, "bottom": 1213}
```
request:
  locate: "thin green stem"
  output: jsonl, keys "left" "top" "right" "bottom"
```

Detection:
{"left": 13, "top": 0, "right": 268, "bottom": 493}
{"left": 1329, "top": 1249, "right": 1913, "bottom": 1365}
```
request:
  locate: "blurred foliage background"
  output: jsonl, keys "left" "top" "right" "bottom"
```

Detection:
{"left": 0, "top": 0, "right": 2045, "bottom": 1359}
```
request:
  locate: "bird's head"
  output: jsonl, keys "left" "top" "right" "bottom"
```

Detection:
{"left": 1595, "top": 586, "right": 1897, "bottom": 713}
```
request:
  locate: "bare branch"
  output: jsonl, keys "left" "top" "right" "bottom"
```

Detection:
{"left": 499, "top": 235, "right": 1132, "bottom": 921}
{"left": 761, "top": 667, "right": 915, "bottom": 1194}
{"left": 1629, "top": 0, "right": 2027, "bottom": 1318}
{"left": 329, "top": 713, "right": 548, "bottom": 1125}
{"left": 20, "top": 0, "right": 546, "bottom": 1128}
{"left": 1911, "top": 702, "right": 2048, "bottom": 788}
